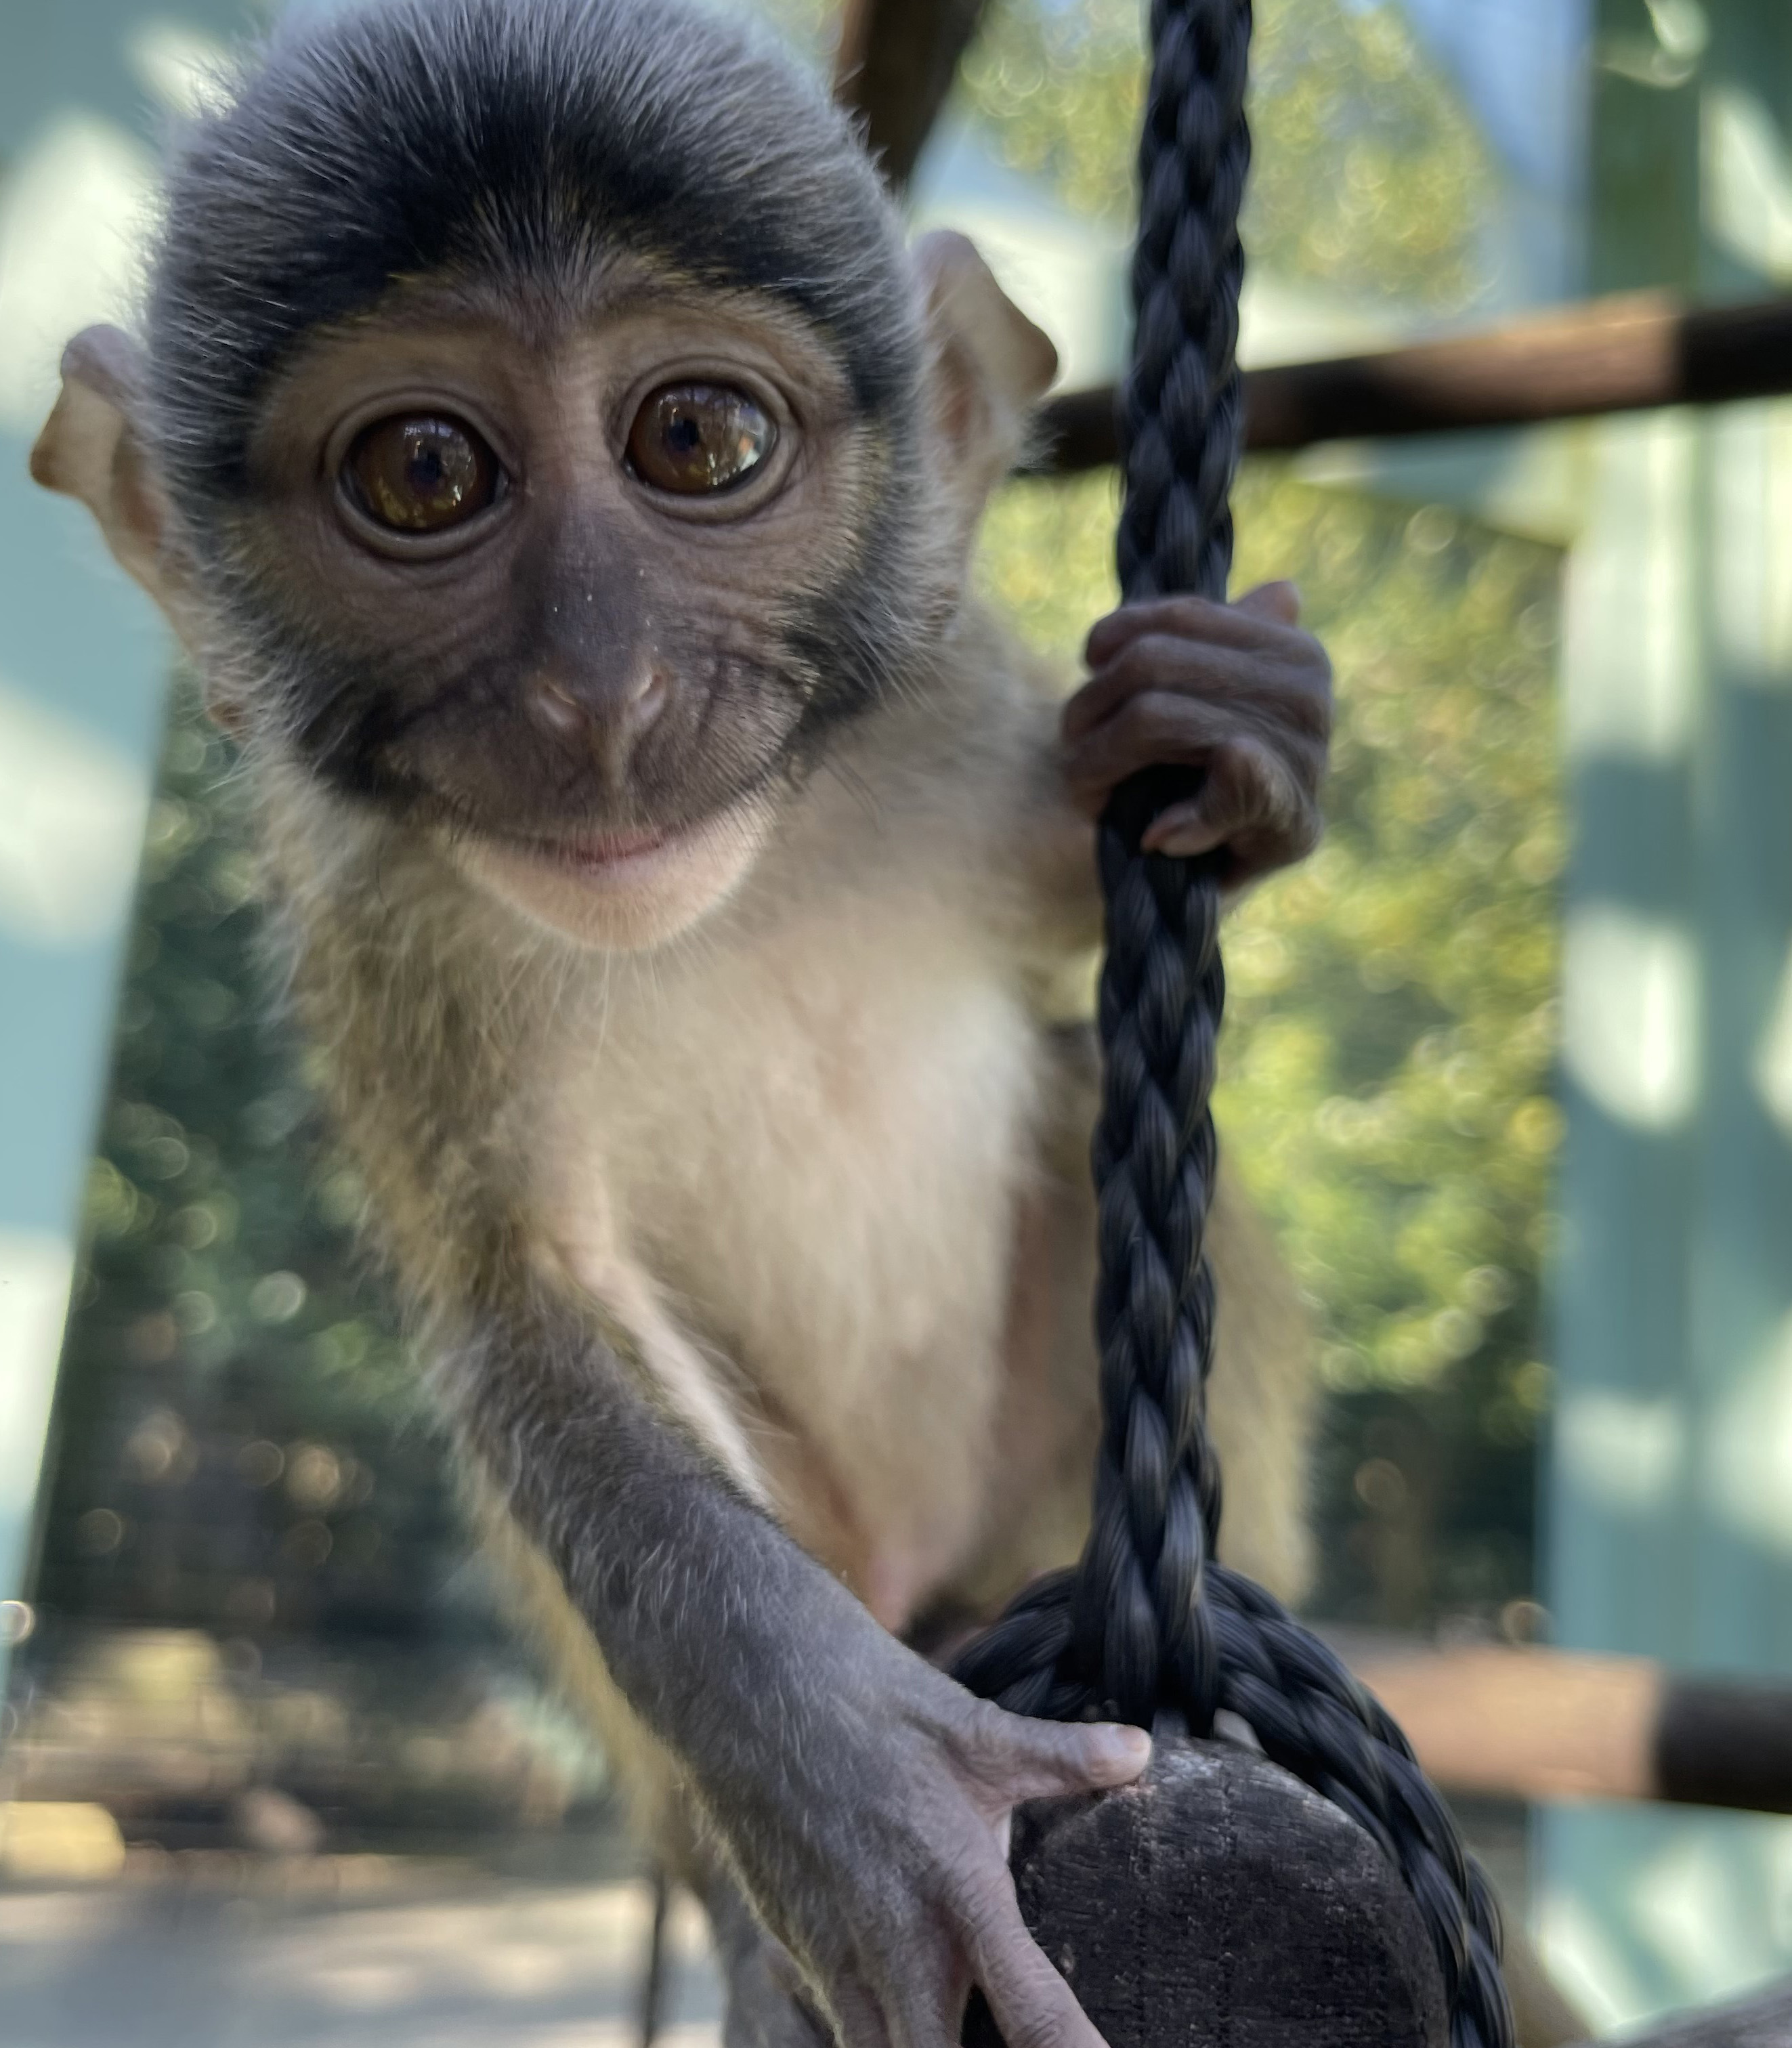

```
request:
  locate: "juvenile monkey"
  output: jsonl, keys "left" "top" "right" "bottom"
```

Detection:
{"left": 32, "top": 3, "right": 1331, "bottom": 2045}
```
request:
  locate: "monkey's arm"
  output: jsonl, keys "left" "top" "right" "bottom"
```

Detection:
{"left": 440, "top": 1282, "right": 1149, "bottom": 2048}
{"left": 1002, "top": 581, "right": 1334, "bottom": 966}
{"left": 1061, "top": 582, "right": 1333, "bottom": 881}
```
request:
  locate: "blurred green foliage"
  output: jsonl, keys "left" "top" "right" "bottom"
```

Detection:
{"left": 962, "top": 0, "right": 1494, "bottom": 312}
{"left": 979, "top": 467, "right": 1560, "bottom": 1625}
{"left": 959, "top": 0, "right": 1145, "bottom": 221}
{"left": 1225, "top": 479, "right": 1558, "bottom": 1625}
{"left": 37, "top": 698, "right": 457, "bottom": 1648}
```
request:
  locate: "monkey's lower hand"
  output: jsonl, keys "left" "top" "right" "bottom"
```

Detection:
{"left": 710, "top": 1604, "right": 1149, "bottom": 2048}
{"left": 1061, "top": 580, "right": 1332, "bottom": 885}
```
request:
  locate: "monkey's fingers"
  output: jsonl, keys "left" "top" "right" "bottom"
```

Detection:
{"left": 1063, "top": 633, "right": 1328, "bottom": 746}
{"left": 963, "top": 1880, "right": 1114, "bottom": 2048}
{"left": 1063, "top": 694, "right": 1319, "bottom": 821}
{"left": 831, "top": 1976, "right": 899, "bottom": 2048}
{"left": 1233, "top": 580, "right": 1304, "bottom": 626}
{"left": 960, "top": 1712, "right": 1151, "bottom": 1809}
{"left": 1082, "top": 583, "right": 1305, "bottom": 668}
{"left": 872, "top": 1925, "right": 973, "bottom": 2048}
{"left": 1140, "top": 741, "right": 1317, "bottom": 873}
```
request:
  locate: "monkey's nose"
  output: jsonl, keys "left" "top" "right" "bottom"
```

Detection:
{"left": 531, "top": 664, "right": 668, "bottom": 780}
{"left": 622, "top": 664, "right": 668, "bottom": 732}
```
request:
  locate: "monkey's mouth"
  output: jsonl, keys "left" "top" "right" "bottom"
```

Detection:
{"left": 449, "top": 796, "right": 776, "bottom": 950}
{"left": 523, "top": 824, "right": 675, "bottom": 873}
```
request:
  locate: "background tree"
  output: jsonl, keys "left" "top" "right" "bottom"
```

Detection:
{"left": 34, "top": 690, "right": 454, "bottom": 1648}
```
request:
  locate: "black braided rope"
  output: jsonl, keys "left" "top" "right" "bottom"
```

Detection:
{"left": 953, "top": 6, "right": 1514, "bottom": 2045}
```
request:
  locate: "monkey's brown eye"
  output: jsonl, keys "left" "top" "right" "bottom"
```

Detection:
{"left": 343, "top": 414, "right": 500, "bottom": 532}
{"left": 626, "top": 383, "right": 774, "bottom": 495}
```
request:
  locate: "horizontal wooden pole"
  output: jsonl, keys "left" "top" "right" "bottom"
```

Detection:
{"left": 1024, "top": 293, "right": 1792, "bottom": 471}
{"left": 1346, "top": 1643, "right": 1792, "bottom": 1815}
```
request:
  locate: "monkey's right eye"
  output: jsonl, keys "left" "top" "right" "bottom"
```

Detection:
{"left": 626, "top": 383, "right": 774, "bottom": 495}
{"left": 343, "top": 415, "right": 502, "bottom": 534}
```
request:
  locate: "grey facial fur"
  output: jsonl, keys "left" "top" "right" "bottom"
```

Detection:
{"left": 148, "top": 0, "right": 918, "bottom": 508}
{"left": 144, "top": 0, "right": 937, "bottom": 809}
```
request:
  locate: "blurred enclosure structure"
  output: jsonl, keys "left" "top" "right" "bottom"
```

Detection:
{"left": 4, "top": 0, "right": 1792, "bottom": 2041}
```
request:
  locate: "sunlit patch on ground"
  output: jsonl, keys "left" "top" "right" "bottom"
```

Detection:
{"left": 0, "top": 1871, "right": 723, "bottom": 2048}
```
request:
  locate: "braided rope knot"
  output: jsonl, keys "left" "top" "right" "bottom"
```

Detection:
{"left": 1206, "top": 1569, "right": 1513, "bottom": 2048}
{"left": 955, "top": 3, "right": 1515, "bottom": 2043}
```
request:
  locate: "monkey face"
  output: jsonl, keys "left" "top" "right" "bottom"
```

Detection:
{"left": 221, "top": 274, "right": 931, "bottom": 950}
{"left": 30, "top": 0, "right": 1056, "bottom": 956}
{"left": 80, "top": 0, "right": 941, "bottom": 952}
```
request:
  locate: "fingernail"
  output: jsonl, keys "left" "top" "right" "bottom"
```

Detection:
{"left": 1097, "top": 1725, "right": 1153, "bottom": 1772}
{"left": 1143, "top": 824, "right": 1217, "bottom": 857}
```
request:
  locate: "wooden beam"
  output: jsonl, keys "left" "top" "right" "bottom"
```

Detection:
{"left": 1024, "top": 292, "right": 1792, "bottom": 472}
{"left": 832, "top": 0, "right": 989, "bottom": 190}
{"left": 1347, "top": 1642, "right": 1792, "bottom": 1816}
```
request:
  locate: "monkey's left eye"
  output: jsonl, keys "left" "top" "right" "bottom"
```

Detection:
{"left": 626, "top": 383, "right": 775, "bottom": 495}
{"left": 343, "top": 414, "right": 502, "bottom": 533}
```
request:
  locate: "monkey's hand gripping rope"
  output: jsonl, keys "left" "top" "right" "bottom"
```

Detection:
{"left": 954, "top": 7, "right": 1514, "bottom": 2045}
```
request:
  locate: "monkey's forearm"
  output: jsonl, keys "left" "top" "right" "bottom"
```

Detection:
{"left": 431, "top": 1281, "right": 1128, "bottom": 2014}
{"left": 434, "top": 1288, "right": 879, "bottom": 1816}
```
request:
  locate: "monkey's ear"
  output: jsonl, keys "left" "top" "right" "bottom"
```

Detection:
{"left": 30, "top": 326, "right": 194, "bottom": 635}
{"left": 914, "top": 230, "right": 1058, "bottom": 520}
